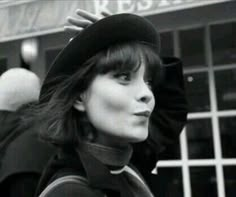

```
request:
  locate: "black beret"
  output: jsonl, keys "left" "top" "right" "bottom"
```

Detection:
{"left": 39, "top": 13, "right": 160, "bottom": 102}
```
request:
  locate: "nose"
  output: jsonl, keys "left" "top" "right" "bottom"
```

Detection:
{"left": 136, "top": 82, "right": 154, "bottom": 104}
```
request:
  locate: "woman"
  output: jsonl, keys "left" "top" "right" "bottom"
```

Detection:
{"left": 35, "top": 12, "right": 187, "bottom": 197}
{"left": 65, "top": 10, "right": 188, "bottom": 178}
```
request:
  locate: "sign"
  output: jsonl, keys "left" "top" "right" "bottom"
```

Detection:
{"left": 0, "top": 0, "right": 232, "bottom": 42}
{"left": 93, "top": 0, "right": 230, "bottom": 15}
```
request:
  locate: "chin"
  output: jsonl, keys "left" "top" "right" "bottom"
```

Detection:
{"left": 127, "top": 130, "right": 148, "bottom": 143}
{"left": 128, "top": 137, "right": 147, "bottom": 143}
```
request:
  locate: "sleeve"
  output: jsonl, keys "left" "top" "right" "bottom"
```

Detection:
{"left": 131, "top": 57, "right": 188, "bottom": 174}
{"left": 40, "top": 181, "right": 105, "bottom": 197}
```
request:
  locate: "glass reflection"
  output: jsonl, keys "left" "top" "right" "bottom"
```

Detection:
{"left": 180, "top": 28, "right": 205, "bottom": 68}
{"left": 211, "top": 22, "right": 236, "bottom": 65}
{"left": 190, "top": 167, "right": 217, "bottom": 197}
{"left": 159, "top": 139, "right": 181, "bottom": 160}
{"left": 149, "top": 167, "right": 183, "bottom": 197}
{"left": 186, "top": 119, "right": 214, "bottom": 159}
{"left": 224, "top": 166, "right": 236, "bottom": 197}
{"left": 184, "top": 72, "right": 210, "bottom": 112}
{"left": 215, "top": 69, "right": 236, "bottom": 110}
{"left": 219, "top": 117, "right": 236, "bottom": 158}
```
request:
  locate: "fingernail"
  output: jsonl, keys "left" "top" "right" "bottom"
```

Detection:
{"left": 76, "top": 9, "right": 81, "bottom": 13}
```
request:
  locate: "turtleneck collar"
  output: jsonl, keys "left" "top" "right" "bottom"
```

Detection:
{"left": 76, "top": 142, "right": 149, "bottom": 197}
{"left": 79, "top": 141, "right": 133, "bottom": 167}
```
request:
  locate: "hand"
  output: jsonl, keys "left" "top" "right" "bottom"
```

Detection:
{"left": 64, "top": 9, "right": 111, "bottom": 33}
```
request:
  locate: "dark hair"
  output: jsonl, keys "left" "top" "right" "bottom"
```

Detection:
{"left": 36, "top": 41, "right": 163, "bottom": 147}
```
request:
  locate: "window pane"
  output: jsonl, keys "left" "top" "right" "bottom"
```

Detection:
{"left": 224, "top": 166, "right": 236, "bottom": 197}
{"left": 184, "top": 72, "right": 210, "bottom": 112}
{"left": 215, "top": 68, "right": 236, "bottom": 110}
{"left": 190, "top": 167, "right": 218, "bottom": 197}
{"left": 211, "top": 22, "right": 236, "bottom": 65}
{"left": 159, "top": 139, "right": 181, "bottom": 160}
{"left": 0, "top": 58, "right": 7, "bottom": 75}
{"left": 186, "top": 119, "right": 214, "bottom": 159}
{"left": 219, "top": 117, "right": 236, "bottom": 158}
{"left": 150, "top": 167, "right": 183, "bottom": 197}
{"left": 180, "top": 28, "right": 205, "bottom": 68}
{"left": 160, "top": 32, "right": 174, "bottom": 57}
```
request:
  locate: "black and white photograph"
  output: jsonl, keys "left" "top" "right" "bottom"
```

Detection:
{"left": 0, "top": 0, "right": 235, "bottom": 197}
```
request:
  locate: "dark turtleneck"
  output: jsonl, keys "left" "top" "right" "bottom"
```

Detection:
{"left": 78, "top": 141, "right": 133, "bottom": 168}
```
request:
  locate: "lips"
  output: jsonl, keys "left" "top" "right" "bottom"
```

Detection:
{"left": 134, "top": 110, "right": 151, "bottom": 117}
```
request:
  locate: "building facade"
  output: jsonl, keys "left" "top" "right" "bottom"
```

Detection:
{"left": 0, "top": 0, "right": 236, "bottom": 196}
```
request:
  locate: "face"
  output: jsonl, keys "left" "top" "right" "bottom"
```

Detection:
{"left": 74, "top": 61, "right": 155, "bottom": 146}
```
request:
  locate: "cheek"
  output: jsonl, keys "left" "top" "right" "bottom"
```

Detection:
{"left": 104, "top": 94, "right": 128, "bottom": 111}
{"left": 89, "top": 85, "right": 130, "bottom": 112}
{"left": 84, "top": 85, "right": 130, "bottom": 126}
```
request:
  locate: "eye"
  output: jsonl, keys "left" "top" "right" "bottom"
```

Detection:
{"left": 114, "top": 72, "right": 131, "bottom": 83}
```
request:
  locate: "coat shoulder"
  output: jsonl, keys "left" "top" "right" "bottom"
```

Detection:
{"left": 39, "top": 175, "right": 105, "bottom": 197}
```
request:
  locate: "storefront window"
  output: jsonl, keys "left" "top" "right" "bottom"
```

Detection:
{"left": 180, "top": 28, "right": 206, "bottom": 68}
{"left": 211, "top": 22, "right": 236, "bottom": 66}
{"left": 186, "top": 119, "right": 214, "bottom": 159}
{"left": 157, "top": 20, "right": 236, "bottom": 197}
{"left": 215, "top": 68, "right": 236, "bottom": 110}
{"left": 219, "top": 117, "right": 236, "bottom": 158}
{"left": 184, "top": 72, "right": 210, "bottom": 112}
{"left": 190, "top": 167, "right": 218, "bottom": 197}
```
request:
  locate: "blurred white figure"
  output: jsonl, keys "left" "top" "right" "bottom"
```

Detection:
{"left": 0, "top": 68, "right": 40, "bottom": 111}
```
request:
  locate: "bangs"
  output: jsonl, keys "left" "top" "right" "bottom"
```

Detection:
{"left": 94, "top": 42, "right": 163, "bottom": 87}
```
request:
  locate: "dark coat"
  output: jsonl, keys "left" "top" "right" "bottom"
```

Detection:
{"left": 0, "top": 110, "right": 55, "bottom": 197}
{"left": 35, "top": 147, "right": 151, "bottom": 197}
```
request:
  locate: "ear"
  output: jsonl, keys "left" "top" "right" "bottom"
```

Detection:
{"left": 73, "top": 98, "right": 86, "bottom": 112}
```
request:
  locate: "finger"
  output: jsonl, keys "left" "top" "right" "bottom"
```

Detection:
{"left": 76, "top": 9, "right": 99, "bottom": 22}
{"left": 101, "top": 10, "right": 112, "bottom": 17}
{"left": 67, "top": 16, "right": 92, "bottom": 28}
{"left": 64, "top": 25, "right": 83, "bottom": 33}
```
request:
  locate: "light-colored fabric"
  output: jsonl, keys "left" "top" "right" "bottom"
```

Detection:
{"left": 0, "top": 68, "right": 40, "bottom": 111}
{"left": 111, "top": 165, "right": 154, "bottom": 197}
{"left": 110, "top": 165, "right": 143, "bottom": 183}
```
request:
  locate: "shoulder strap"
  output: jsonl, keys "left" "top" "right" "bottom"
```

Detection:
{"left": 38, "top": 175, "right": 88, "bottom": 197}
